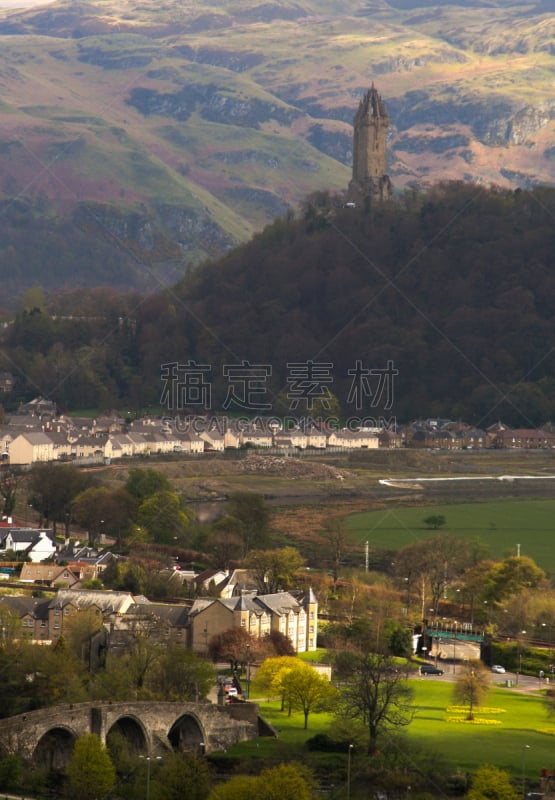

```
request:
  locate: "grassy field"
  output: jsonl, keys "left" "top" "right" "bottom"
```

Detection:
{"left": 346, "top": 499, "right": 555, "bottom": 572}
{"left": 408, "top": 680, "right": 554, "bottom": 778}
{"left": 224, "top": 680, "right": 555, "bottom": 788}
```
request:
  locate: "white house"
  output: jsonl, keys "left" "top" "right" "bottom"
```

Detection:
{"left": 9, "top": 432, "right": 54, "bottom": 465}
{"left": 0, "top": 528, "right": 56, "bottom": 562}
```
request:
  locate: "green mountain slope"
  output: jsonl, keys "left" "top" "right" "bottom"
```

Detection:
{"left": 0, "top": 0, "right": 553, "bottom": 301}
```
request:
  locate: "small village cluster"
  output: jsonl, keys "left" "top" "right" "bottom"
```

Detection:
{"left": 1, "top": 396, "right": 554, "bottom": 467}
{"left": 0, "top": 525, "right": 318, "bottom": 658}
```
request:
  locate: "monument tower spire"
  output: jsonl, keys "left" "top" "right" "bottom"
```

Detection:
{"left": 347, "top": 83, "right": 393, "bottom": 204}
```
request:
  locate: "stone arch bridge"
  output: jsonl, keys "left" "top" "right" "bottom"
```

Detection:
{"left": 0, "top": 701, "right": 259, "bottom": 771}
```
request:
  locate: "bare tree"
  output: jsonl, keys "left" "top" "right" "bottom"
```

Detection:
{"left": 452, "top": 660, "right": 490, "bottom": 720}
{"left": 338, "top": 650, "right": 414, "bottom": 754}
{"left": 320, "top": 519, "right": 349, "bottom": 583}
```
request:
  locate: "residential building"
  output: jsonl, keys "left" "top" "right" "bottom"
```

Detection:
{"left": 19, "top": 563, "right": 80, "bottom": 588}
{"left": 9, "top": 432, "right": 54, "bottom": 465}
{"left": 188, "top": 588, "right": 318, "bottom": 654}
{"left": 0, "top": 527, "right": 56, "bottom": 562}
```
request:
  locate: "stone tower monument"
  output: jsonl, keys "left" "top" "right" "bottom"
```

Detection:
{"left": 347, "top": 83, "right": 393, "bottom": 204}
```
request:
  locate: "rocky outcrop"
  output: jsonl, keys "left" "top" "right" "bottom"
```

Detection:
{"left": 173, "top": 45, "right": 265, "bottom": 73}
{"left": 306, "top": 125, "right": 352, "bottom": 165}
{"left": 390, "top": 91, "right": 555, "bottom": 146}
{"left": 126, "top": 85, "right": 300, "bottom": 128}
{"left": 395, "top": 133, "right": 470, "bottom": 153}
{"left": 155, "top": 204, "right": 235, "bottom": 255}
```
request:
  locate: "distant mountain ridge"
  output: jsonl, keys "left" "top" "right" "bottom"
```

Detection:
{"left": 0, "top": 0, "right": 553, "bottom": 302}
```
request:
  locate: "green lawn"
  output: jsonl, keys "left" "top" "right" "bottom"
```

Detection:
{"left": 409, "top": 680, "right": 554, "bottom": 779}
{"left": 346, "top": 499, "right": 555, "bottom": 571}
{"left": 223, "top": 681, "right": 555, "bottom": 785}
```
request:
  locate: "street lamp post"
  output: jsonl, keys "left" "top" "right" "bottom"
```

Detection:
{"left": 517, "top": 631, "right": 527, "bottom": 687}
{"left": 522, "top": 745, "right": 530, "bottom": 800}
{"left": 139, "top": 756, "right": 162, "bottom": 800}
{"left": 347, "top": 743, "right": 354, "bottom": 800}
{"left": 246, "top": 643, "right": 251, "bottom": 699}
{"left": 452, "top": 623, "right": 457, "bottom": 675}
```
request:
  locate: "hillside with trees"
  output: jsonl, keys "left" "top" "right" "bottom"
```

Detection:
{"left": 3, "top": 181, "right": 551, "bottom": 426}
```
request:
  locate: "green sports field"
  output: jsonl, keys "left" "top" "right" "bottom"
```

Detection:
{"left": 346, "top": 499, "right": 555, "bottom": 572}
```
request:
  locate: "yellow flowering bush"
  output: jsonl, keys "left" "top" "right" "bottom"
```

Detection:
{"left": 445, "top": 717, "right": 502, "bottom": 725}
{"left": 446, "top": 706, "right": 506, "bottom": 715}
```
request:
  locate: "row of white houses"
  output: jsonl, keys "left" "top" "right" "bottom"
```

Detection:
{"left": 3, "top": 423, "right": 380, "bottom": 466}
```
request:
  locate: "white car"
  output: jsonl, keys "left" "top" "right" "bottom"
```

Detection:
{"left": 491, "top": 665, "right": 506, "bottom": 674}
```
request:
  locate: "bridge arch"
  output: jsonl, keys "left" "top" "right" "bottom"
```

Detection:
{"left": 106, "top": 714, "right": 148, "bottom": 756}
{"left": 168, "top": 712, "right": 205, "bottom": 752}
{"left": 34, "top": 726, "right": 77, "bottom": 771}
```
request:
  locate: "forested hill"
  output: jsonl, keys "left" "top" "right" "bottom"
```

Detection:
{"left": 137, "top": 182, "right": 555, "bottom": 425}
{"left": 3, "top": 182, "right": 555, "bottom": 426}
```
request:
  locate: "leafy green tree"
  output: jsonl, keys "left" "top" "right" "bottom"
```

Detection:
{"left": 89, "top": 653, "right": 137, "bottom": 702}
{"left": 465, "top": 764, "right": 519, "bottom": 800}
{"left": 125, "top": 467, "right": 171, "bottom": 501}
{"left": 485, "top": 555, "right": 546, "bottom": 604}
{"left": 72, "top": 486, "right": 121, "bottom": 546}
{"left": 258, "top": 763, "right": 313, "bottom": 800}
{"left": 150, "top": 753, "right": 211, "bottom": 800}
{"left": 65, "top": 734, "right": 116, "bottom": 800}
{"left": 28, "top": 463, "right": 95, "bottom": 535}
{"left": 63, "top": 607, "right": 104, "bottom": 662}
{"left": 245, "top": 547, "right": 304, "bottom": 594}
{"left": 138, "top": 490, "right": 190, "bottom": 545}
{"left": 148, "top": 645, "right": 215, "bottom": 701}
{"left": 252, "top": 655, "right": 300, "bottom": 696}
{"left": 105, "top": 728, "right": 135, "bottom": 780}
{"left": 384, "top": 620, "right": 413, "bottom": 658}
{"left": 208, "top": 774, "right": 258, "bottom": 800}
{"left": 281, "top": 663, "right": 338, "bottom": 729}
{"left": 0, "top": 469, "right": 20, "bottom": 518}
{"left": 423, "top": 515, "right": 446, "bottom": 530}
{"left": 208, "top": 763, "right": 311, "bottom": 800}
{"left": 452, "top": 660, "right": 490, "bottom": 720}
{"left": 0, "top": 753, "right": 23, "bottom": 791}
{"left": 15, "top": 640, "right": 88, "bottom": 710}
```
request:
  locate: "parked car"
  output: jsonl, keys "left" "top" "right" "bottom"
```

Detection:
{"left": 420, "top": 664, "right": 444, "bottom": 676}
{"left": 491, "top": 665, "right": 506, "bottom": 674}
